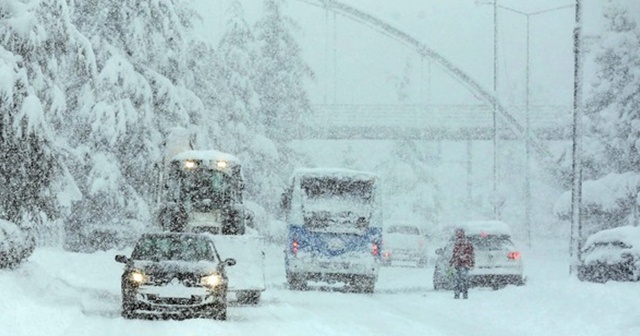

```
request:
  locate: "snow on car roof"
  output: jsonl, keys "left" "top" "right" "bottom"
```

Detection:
{"left": 584, "top": 226, "right": 640, "bottom": 248}
{"left": 171, "top": 150, "right": 240, "bottom": 165}
{"left": 450, "top": 220, "right": 513, "bottom": 236}
{"left": 140, "top": 232, "right": 213, "bottom": 240}
{"left": 292, "top": 167, "right": 377, "bottom": 181}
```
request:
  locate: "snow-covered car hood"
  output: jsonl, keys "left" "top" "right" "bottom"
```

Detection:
{"left": 128, "top": 260, "right": 219, "bottom": 276}
{"left": 581, "top": 245, "right": 640, "bottom": 265}
{"left": 581, "top": 226, "right": 640, "bottom": 265}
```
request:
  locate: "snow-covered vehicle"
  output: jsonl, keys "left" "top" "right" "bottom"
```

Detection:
{"left": 155, "top": 144, "right": 266, "bottom": 304}
{"left": 577, "top": 226, "right": 640, "bottom": 283}
{"left": 115, "top": 232, "right": 236, "bottom": 320}
{"left": 281, "top": 168, "right": 383, "bottom": 293}
{"left": 381, "top": 221, "right": 428, "bottom": 267}
{"left": 433, "top": 220, "right": 524, "bottom": 290}
{"left": 0, "top": 219, "right": 36, "bottom": 269}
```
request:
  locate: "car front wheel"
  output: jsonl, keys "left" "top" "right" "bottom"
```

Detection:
{"left": 236, "top": 290, "right": 261, "bottom": 305}
{"left": 287, "top": 273, "right": 307, "bottom": 290}
{"left": 206, "top": 302, "right": 227, "bottom": 321}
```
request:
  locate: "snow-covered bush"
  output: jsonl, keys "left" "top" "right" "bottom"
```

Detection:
{"left": 0, "top": 219, "right": 35, "bottom": 269}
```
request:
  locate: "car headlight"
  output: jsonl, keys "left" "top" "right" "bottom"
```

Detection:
{"left": 128, "top": 271, "right": 146, "bottom": 284}
{"left": 201, "top": 273, "right": 224, "bottom": 287}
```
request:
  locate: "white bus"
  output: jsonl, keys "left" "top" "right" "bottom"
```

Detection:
{"left": 281, "top": 168, "right": 383, "bottom": 293}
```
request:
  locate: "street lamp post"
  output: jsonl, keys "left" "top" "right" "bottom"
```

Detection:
{"left": 493, "top": 0, "right": 499, "bottom": 220}
{"left": 570, "top": 0, "right": 584, "bottom": 276}
{"left": 497, "top": 3, "right": 574, "bottom": 247}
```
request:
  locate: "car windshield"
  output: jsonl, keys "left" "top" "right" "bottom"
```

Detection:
{"left": 387, "top": 225, "right": 420, "bottom": 235}
{"left": 467, "top": 235, "right": 514, "bottom": 251}
{"left": 131, "top": 236, "right": 215, "bottom": 262}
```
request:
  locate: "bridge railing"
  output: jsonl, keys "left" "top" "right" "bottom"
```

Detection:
{"left": 302, "top": 104, "right": 572, "bottom": 140}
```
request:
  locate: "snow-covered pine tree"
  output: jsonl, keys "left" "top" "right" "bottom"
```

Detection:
{"left": 218, "top": 0, "right": 262, "bottom": 155}
{"left": 556, "top": 1, "right": 640, "bottom": 234}
{"left": 586, "top": 1, "right": 640, "bottom": 175}
{"left": 254, "top": 0, "right": 314, "bottom": 141}
{"left": 0, "top": 0, "right": 89, "bottom": 236}
{"left": 63, "top": 0, "right": 210, "bottom": 250}
{"left": 248, "top": 0, "right": 314, "bottom": 212}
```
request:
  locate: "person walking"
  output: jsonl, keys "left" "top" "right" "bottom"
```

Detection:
{"left": 449, "top": 228, "right": 475, "bottom": 299}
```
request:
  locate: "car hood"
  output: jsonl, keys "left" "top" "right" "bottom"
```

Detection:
{"left": 129, "top": 260, "right": 219, "bottom": 276}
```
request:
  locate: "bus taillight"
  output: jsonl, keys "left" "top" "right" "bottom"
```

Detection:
{"left": 292, "top": 241, "right": 300, "bottom": 255}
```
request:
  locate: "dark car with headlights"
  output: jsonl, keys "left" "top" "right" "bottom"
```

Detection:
{"left": 578, "top": 226, "right": 640, "bottom": 283}
{"left": 115, "top": 232, "right": 235, "bottom": 320}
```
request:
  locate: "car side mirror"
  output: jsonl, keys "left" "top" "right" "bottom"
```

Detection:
{"left": 115, "top": 255, "right": 128, "bottom": 264}
{"left": 245, "top": 209, "right": 255, "bottom": 229}
{"left": 435, "top": 248, "right": 443, "bottom": 256}
{"left": 224, "top": 258, "right": 236, "bottom": 267}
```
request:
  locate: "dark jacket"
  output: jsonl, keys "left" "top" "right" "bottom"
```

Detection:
{"left": 450, "top": 238, "right": 475, "bottom": 268}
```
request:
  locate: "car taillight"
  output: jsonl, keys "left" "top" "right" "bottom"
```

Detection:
{"left": 507, "top": 251, "right": 521, "bottom": 260}
{"left": 292, "top": 241, "right": 299, "bottom": 255}
{"left": 372, "top": 242, "right": 380, "bottom": 256}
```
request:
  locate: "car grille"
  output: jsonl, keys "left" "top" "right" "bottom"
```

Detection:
{"left": 147, "top": 273, "right": 202, "bottom": 287}
{"left": 145, "top": 295, "right": 204, "bottom": 305}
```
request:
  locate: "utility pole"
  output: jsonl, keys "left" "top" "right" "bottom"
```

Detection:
{"left": 524, "top": 14, "right": 532, "bottom": 247}
{"left": 492, "top": 0, "right": 499, "bottom": 219}
{"left": 570, "top": 0, "right": 584, "bottom": 275}
{"left": 498, "top": 3, "right": 575, "bottom": 248}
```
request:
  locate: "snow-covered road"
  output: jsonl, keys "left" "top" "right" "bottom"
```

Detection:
{"left": 1, "top": 241, "right": 639, "bottom": 336}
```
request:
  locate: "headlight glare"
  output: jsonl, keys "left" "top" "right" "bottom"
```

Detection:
{"left": 129, "top": 271, "right": 146, "bottom": 284}
{"left": 201, "top": 273, "right": 223, "bottom": 287}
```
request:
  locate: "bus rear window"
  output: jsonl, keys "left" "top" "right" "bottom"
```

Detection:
{"left": 301, "top": 177, "right": 374, "bottom": 202}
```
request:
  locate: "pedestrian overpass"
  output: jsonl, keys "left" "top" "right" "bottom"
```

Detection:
{"left": 290, "top": 0, "right": 575, "bottom": 172}
{"left": 301, "top": 104, "right": 571, "bottom": 141}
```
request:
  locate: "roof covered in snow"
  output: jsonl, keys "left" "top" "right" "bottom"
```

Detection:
{"left": 292, "top": 167, "right": 377, "bottom": 181}
{"left": 171, "top": 150, "right": 241, "bottom": 165}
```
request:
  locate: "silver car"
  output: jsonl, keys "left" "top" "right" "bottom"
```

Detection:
{"left": 433, "top": 221, "right": 525, "bottom": 290}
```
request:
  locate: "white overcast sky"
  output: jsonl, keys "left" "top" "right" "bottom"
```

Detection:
{"left": 193, "top": 0, "right": 636, "bottom": 106}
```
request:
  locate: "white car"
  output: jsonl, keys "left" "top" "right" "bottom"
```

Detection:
{"left": 433, "top": 220, "right": 525, "bottom": 290}
{"left": 578, "top": 226, "right": 640, "bottom": 283}
{"left": 381, "top": 222, "right": 429, "bottom": 267}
